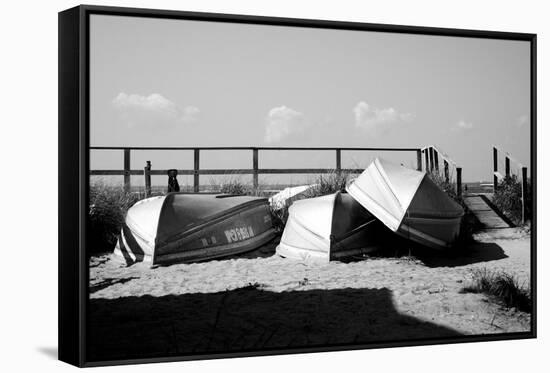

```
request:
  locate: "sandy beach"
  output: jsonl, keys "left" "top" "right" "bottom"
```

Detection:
{"left": 88, "top": 227, "right": 531, "bottom": 361}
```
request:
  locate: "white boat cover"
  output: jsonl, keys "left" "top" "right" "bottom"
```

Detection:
{"left": 347, "top": 158, "right": 464, "bottom": 249}
{"left": 276, "top": 192, "right": 379, "bottom": 261}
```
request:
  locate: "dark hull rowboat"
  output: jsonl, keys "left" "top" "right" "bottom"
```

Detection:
{"left": 115, "top": 193, "right": 277, "bottom": 265}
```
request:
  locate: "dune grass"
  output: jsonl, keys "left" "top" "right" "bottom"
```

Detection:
{"left": 493, "top": 175, "right": 531, "bottom": 225}
{"left": 219, "top": 178, "right": 248, "bottom": 195}
{"left": 303, "top": 171, "right": 351, "bottom": 198}
{"left": 460, "top": 268, "right": 531, "bottom": 313}
{"left": 89, "top": 182, "right": 140, "bottom": 255}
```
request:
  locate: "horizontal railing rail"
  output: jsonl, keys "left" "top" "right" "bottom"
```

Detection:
{"left": 90, "top": 146, "right": 426, "bottom": 194}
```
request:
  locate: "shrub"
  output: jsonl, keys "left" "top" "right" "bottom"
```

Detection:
{"left": 460, "top": 268, "right": 532, "bottom": 313}
{"left": 493, "top": 175, "right": 531, "bottom": 225}
{"left": 89, "top": 183, "right": 140, "bottom": 255}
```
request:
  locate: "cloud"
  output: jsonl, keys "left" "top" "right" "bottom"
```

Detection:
{"left": 517, "top": 114, "right": 529, "bottom": 128}
{"left": 353, "top": 101, "right": 413, "bottom": 133}
{"left": 112, "top": 92, "right": 199, "bottom": 127}
{"left": 264, "top": 106, "right": 307, "bottom": 143}
{"left": 454, "top": 120, "right": 474, "bottom": 131}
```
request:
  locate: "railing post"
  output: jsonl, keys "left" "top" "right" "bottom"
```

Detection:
{"left": 493, "top": 147, "right": 498, "bottom": 192}
{"left": 252, "top": 148, "right": 259, "bottom": 189}
{"left": 193, "top": 148, "right": 200, "bottom": 193}
{"left": 521, "top": 167, "right": 528, "bottom": 224}
{"left": 444, "top": 160, "right": 449, "bottom": 183}
{"left": 416, "top": 149, "right": 422, "bottom": 171}
{"left": 505, "top": 156, "right": 510, "bottom": 178}
{"left": 123, "top": 148, "right": 131, "bottom": 193}
{"left": 429, "top": 147, "right": 434, "bottom": 173}
{"left": 434, "top": 149, "right": 439, "bottom": 173}
{"left": 456, "top": 167, "right": 462, "bottom": 199}
{"left": 144, "top": 161, "right": 151, "bottom": 197}
{"left": 424, "top": 149, "right": 429, "bottom": 173}
{"left": 336, "top": 149, "right": 342, "bottom": 174}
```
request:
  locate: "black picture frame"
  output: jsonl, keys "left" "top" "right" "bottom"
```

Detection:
{"left": 59, "top": 4, "right": 537, "bottom": 367}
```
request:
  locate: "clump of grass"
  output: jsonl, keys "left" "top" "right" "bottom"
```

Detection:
{"left": 428, "top": 171, "right": 460, "bottom": 203}
{"left": 493, "top": 175, "right": 531, "bottom": 225}
{"left": 304, "top": 171, "right": 352, "bottom": 198}
{"left": 89, "top": 182, "right": 140, "bottom": 255}
{"left": 460, "top": 268, "right": 532, "bottom": 313}
{"left": 269, "top": 203, "right": 289, "bottom": 233}
{"left": 220, "top": 178, "right": 247, "bottom": 195}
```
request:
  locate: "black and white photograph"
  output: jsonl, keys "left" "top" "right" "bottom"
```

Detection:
{"left": 79, "top": 8, "right": 535, "bottom": 364}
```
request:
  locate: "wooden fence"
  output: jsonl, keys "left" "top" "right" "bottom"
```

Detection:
{"left": 492, "top": 145, "right": 529, "bottom": 223}
{"left": 90, "top": 146, "right": 462, "bottom": 196}
{"left": 421, "top": 145, "right": 463, "bottom": 198}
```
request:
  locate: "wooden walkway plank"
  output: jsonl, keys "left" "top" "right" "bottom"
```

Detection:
{"left": 463, "top": 195, "right": 513, "bottom": 229}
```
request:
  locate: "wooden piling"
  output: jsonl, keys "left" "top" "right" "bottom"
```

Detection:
{"left": 429, "top": 147, "right": 434, "bottom": 173}
{"left": 252, "top": 148, "right": 259, "bottom": 189}
{"left": 456, "top": 167, "right": 462, "bottom": 199}
{"left": 193, "top": 148, "right": 200, "bottom": 193}
{"left": 505, "top": 156, "right": 511, "bottom": 178}
{"left": 336, "top": 149, "right": 342, "bottom": 174}
{"left": 444, "top": 160, "right": 449, "bottom": 183}
{"left": 144, "top": 161, "right": 151, "bottom": 197}
{"left": 424, "top": 149, "right": 429, "bottom": 173}
{"left": 493, "top": 147, "right": 498, "bottom": 191}
{"left": 522, "top": 167, "right": 528, "bottom": 224}
{"left": 123, "top": 148, "right": 131, "bottom": 193}
{"left": 416, "top": 149, "right": 422, "bottom": 171}
{"left": 434, "top": 149, "right": 439, "bottom": 172}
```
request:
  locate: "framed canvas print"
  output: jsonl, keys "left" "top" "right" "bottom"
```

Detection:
{"left": 58, "top": 5, "right": 537, "bottom": 367}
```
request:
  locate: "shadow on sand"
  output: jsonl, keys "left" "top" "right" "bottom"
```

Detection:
{"left": 87, "top": 287, "right": 460, "bottom": 362}
{"left": 416, "top": 242, "right": 508, "bottom": 268}
{"left": 349, "top": 228, "right": 508, "bottom": 268}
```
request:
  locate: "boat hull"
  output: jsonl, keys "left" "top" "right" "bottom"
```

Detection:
{"left": 115, "top": 196, "right": 276, "bottom": 265}
{"left": 397, "top": 215, "right": 462, "bottom": 250}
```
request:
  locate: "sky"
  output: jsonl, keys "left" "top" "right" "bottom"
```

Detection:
{"left": 90, "top": 14, "right": 531, "bottom": 185}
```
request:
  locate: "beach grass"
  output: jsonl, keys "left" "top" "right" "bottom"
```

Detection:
{"left": 492, "top": 175, "right": 531, "bottom": 225}
{"left": 89, "top": 182, "right": 140, "bottom": 255}
{"left": 460, "top": 268, "right": 532, "bottom": 313}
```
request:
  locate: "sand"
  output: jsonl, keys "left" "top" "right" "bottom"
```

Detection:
{"left": 88, "top": 227, "right": 532, "bottom": 361}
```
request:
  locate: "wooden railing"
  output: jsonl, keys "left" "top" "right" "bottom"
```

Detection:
{"left": 493, "top": 145, "right": 529, "bottom": 223}
{"left": 90, "top": 146, "right": 423, "bottom": 194}
{"left": 421, "top": 145, "right": 463, "bottom": 198}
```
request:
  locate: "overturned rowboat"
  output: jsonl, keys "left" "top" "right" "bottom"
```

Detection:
{"left": 276, "top": 191, "right": 382, "bottom": 262}
{"left": 347, "top": 158, "right": 464, "bottom": 249}
{"left": 114, "top": 193, "right": 277, "bottom": 265}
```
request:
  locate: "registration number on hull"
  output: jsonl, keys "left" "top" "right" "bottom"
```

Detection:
{"left": 225, "top": 226, "right": 255, "bottom": 243}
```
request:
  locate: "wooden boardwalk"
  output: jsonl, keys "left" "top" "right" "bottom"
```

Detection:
{"left": 463, "top": 194, "right": 513, "bottom": 229}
